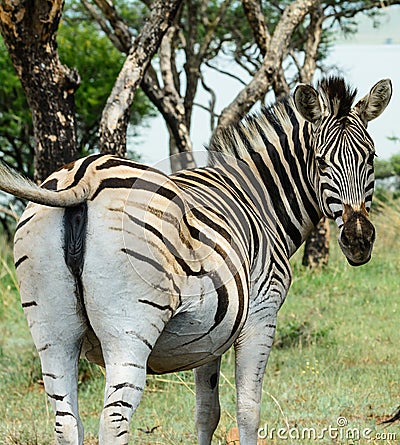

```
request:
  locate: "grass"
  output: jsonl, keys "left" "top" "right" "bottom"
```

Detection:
{"left": 1, "top": 200, "right": 400, "bottom": 444}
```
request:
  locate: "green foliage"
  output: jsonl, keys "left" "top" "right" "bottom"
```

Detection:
{"left": 273, "top": 319, "right": 333, "bottom": 350}
{"left": 374, "top": 148, "right": 400, "bottom": 201}
{"left": 375, "top": 154, "right": 400, "bottom": 180}
{"left": 113, "top": 0, "right": 149, "bottom": 33}
{"left": 0, "top": 40, "right": 35, "bottom": 177}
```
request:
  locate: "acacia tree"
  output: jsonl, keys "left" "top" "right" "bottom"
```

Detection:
{"left": 84, "top": 0, "right": 325, "bottom": 171}
{"left": 0, "top": 0, "right": 181, "bottom": 182}
{"left": 82, "top": 0, "right": 400, "bottom": 170}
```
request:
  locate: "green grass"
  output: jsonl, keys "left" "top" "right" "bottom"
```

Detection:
{"left": 1, "top": 202, "right": 400, "bottom": 444}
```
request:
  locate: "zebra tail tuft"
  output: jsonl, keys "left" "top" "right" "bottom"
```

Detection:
{"left": 0, "top": 161, "right": 89, "bottom": 208}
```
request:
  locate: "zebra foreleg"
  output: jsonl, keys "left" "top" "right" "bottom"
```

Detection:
{"left": 194, "top": 357, "right": 222, "bottom": 445}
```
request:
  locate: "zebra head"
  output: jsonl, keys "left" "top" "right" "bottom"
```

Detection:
{"left": 294, "top": 77, "right": 392, "bottom": 266}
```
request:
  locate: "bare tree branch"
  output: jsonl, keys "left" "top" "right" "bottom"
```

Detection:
{"left": 324, "top": 0, "right": 400, "bottom": 23}
{"left": 216, "top": 0, "right": 319, "bottom": 132}
{"left": 0, "top": 204, "right": 19, "bottom": 221}
{"left": 183, "top": 0, "right": 230, "bottom": 130}
{"left": 205, "top": 61, "right": 248, "bottom": 86}
{"left": 198, "top": 0, "right": 231, "bottom": 60}
{"left": 92, "top": 0, "right": 132, "bottom": 51}
{"left": 158, "top": 25, "right": 195, "bottom": 169}
{"left": 241, "top": 0, "right": 270, "bottom": 56}
{"left": 272, "top": 66, "right": 290, "bottom": 99}
{"left": 232, "top": 52, "right": 258, "bottom": 77}
{"left": 300, "top": 4, "right": 324, "bottom": 83}
{"left": 199, "top": 72, "right": 218, "bottom": 132}
{"left": 82, "top": 0, "right": 129, "bottom": 54}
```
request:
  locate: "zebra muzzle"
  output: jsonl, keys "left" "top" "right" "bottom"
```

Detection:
{"left": 338, "top": 205, "right": 375, "bottom": 266}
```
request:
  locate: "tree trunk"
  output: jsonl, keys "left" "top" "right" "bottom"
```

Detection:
{"left": 98, "top": 0, "right": 183, "bottom": 156}
{"left": 302, "top": 217, "right": 330, "bottom": 268}
{"left": 0, "top": 0, "right": 79, "bottom": 182}
{"left": 241, "top": 0, "right": 270, "bottom": 56}
{"left": 142, "top": 67, "right": 195, "bottom": 171}
{"left": 297, "top": 4, "right": 330, "bottom": 268}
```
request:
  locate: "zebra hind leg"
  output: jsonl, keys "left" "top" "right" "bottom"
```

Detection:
{"left": 99, "top": 357, "right": 147, "bottom": 444}
{"left": 194, "top": 357, "right": 222, "bottom": 445}
{"left": 15, "top": 204, "right": 89, "bottom": 444}
{"left": 18, "top": 262, "right": 87, "bottom": 443}
{"left": 93, "top": 315, "right": 167, "bottom": 444}
{"left": 40, "top": 340, "right": 85, "bottom": 445}
{"left": 23, "top": 279, "right": 87, "bottom": 444}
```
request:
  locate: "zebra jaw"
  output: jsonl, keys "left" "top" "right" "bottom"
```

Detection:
{"left": 338, "top": 204, "right": 375, "bottom": 266}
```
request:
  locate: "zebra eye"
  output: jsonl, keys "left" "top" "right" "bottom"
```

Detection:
{"left": 367, "top": 152, "right": 376, "bottom": 166}
{"left": 316, "top": 156, "right": 328, "bottom": 170}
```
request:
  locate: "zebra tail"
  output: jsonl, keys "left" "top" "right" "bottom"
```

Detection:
{"left": 0, "top": 162, "right": 89, "bottom": 207}
{"left": 381, "top": 406, "right": 400, "bottom": 424}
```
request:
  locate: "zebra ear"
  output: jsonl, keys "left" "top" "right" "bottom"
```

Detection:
{"left": 294, "top": 84, "right": 323, "bottom": 124}
{"left": 354, "top": 79, "right": 392, "bottom": 125}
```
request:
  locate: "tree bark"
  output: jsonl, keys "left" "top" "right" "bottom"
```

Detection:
{"left": 241, "top": 0, "right": 270, "bottom": 56}
{"left": 98, "top": 0, "right": 183, "bottom": 156}
{"left": 299, "top": 4, "right": 324, "bottom": 83}
{"left": 159, "top": 26, "right": 195, "bottom": 171}
{"left": 0, "top": 0, "right": 80, "bottom": 182}
{"left": 296, "top": 3, "right": 329, "bottom": 268}
{"left": 141, "top": 65, "right": 195, "bottom": 171}
{"left": 302, "top": 217, "right": 330, "bottom": 268}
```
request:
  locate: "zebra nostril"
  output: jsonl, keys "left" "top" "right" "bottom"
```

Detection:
{"left": 340, "top": 228, "right": 350, "bottom": 247}
{"left": 365, "top": 222, "right": 376, "bottom": 244}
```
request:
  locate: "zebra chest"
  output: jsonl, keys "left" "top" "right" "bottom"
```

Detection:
{"left": 148, "top": 285, "right": 247, "bottom": 374}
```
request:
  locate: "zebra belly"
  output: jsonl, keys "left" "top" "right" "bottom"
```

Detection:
{"left": 148, "top": 292, "right": 242, "bottom": 374}
{"left": 81, "top": 289, "right": 245, "bottom": 374}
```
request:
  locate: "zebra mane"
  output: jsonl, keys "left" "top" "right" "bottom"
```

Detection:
{"left": 208, "top": 76, "right": 357, "bottom": 161}
{"left": 208, "top": 96, "right": 302, "bottom": 161}
{"left": 317, "top": 76, "right": 357, "bottom": 119}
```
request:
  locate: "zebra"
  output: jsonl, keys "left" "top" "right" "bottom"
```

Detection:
{"left": 0, "top": 76, "right": 392, "bottom": 445}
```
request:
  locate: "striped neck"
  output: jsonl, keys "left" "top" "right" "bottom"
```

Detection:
{"left": 208, "top": 100, "right": 322, "bottom": 257}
